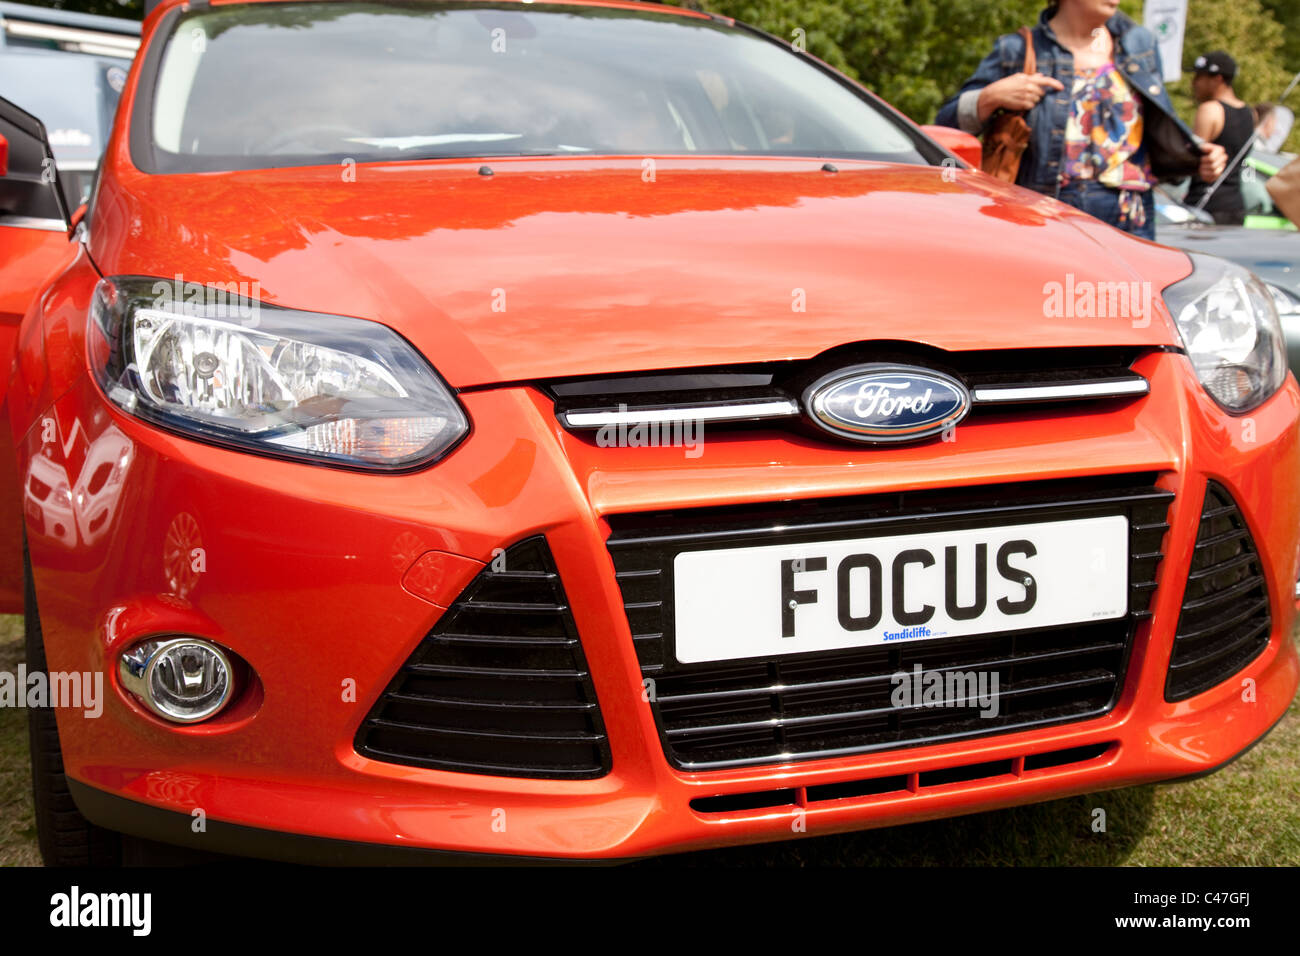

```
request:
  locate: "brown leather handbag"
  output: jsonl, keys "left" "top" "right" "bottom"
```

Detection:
{"left": 981, "top": 27, "right": 1036, "bottom": 183}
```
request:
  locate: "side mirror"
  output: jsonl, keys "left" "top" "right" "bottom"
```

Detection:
{"left": 0, "top": 97, "right": 70, "bottom": 228}
{"left": 70, "top": 202, "right": 88, "bottom": 231}
{"left": 1267, "top": 156, "right": 1300, "bottom": 230}
{"left": 919, "top": 125, "right": 983, "bottom": 171}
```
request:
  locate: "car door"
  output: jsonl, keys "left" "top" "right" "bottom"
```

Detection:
{"left": 0, "top": 95, "right": 74, "bottom": 612}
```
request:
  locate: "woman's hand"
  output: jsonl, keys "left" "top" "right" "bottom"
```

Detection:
{"left": 977, "top": 73, "right": 1065, "bottom": 121}
{"left": 1197, "top": 142, "right": 1228, "bottom": 183}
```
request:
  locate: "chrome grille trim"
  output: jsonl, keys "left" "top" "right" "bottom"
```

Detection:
{"left": 972, "top": 377, "right": 1150, "bottom": 404}
{"left": 559, "top": 399, "right": 799, "bottom": 429}
{"left": 558, "top": 375, "right": 1151, "bottom": 431}
{"left": 550, "top": 350, "right": 1153, "bottom": 434}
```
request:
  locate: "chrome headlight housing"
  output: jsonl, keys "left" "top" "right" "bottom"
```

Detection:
{"left": 1162, "top": 254, "right": 1288, "bottom": 413}
{"left": 1266, "top": 281, "right": 1300, "bottom": 318}
{"left": 89, "top": 277, "right": 468, "bottom": 470}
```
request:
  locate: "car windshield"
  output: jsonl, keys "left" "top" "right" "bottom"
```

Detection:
{"left": 142, "top": 0, "right": 927, "bottom": 172}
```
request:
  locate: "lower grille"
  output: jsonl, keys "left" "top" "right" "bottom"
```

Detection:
{"left": 355, "top": 537, "right": 610, "bottom": 779}
{"left": 690, "top": 741, "right": 1115, "bottom": 814}
{"left": 1166, "top": 482, "right": 1271, "bottom": 702}
{"left": 607, "top": 475, "right": 1172, "bottom": 771}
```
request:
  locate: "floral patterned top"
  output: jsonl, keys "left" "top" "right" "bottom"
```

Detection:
{"left": 1059, "top": 62, "right": 1155, "bottom": 227}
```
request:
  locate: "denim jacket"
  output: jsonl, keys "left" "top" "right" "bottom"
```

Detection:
{"left": 935, "top": 9, "right": 1202, "bottom": 195}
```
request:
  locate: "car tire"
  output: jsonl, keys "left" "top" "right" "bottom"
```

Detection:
{"left": 24, "top": 542, "right": 122, "bottom": 867}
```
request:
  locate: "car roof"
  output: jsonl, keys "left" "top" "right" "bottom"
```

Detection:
{"left": 147, "top": 0, "right": 719, "bottom": 24}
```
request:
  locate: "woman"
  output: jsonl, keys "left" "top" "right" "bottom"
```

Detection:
{"left": 936, "top": 0, "right": 1226, "bottom": 240}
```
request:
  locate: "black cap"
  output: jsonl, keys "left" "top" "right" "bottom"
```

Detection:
{"left": 1193, "top": 51, "right": 1238, "bottom": 82}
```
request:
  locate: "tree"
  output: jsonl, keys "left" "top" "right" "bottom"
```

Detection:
{"left": 680, "top": 0, "right": 1047, "bottom": 122}
{"left": 1259, "top": 0, "right": 1300, "bottom": 73}
{"left": 681, "top": 0, "right": 1298, "bottom": 152}
{"left": 1169, "top": 0, "right": 1297, "bottom": 151}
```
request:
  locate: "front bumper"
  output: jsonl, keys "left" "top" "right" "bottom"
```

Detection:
{"left": 65, "top": 698, "right": 1296, "bottom": 864}
{"left": 28, "top": 348, "right": 1300, "bottom": 861}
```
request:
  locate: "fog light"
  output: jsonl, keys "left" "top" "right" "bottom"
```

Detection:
{"left": 119, "top": 637, "right": 233, "bottom": 723}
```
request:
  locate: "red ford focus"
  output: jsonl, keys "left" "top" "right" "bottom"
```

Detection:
{"left": 0, "top": 0, "right": 1296, "bottom": 865}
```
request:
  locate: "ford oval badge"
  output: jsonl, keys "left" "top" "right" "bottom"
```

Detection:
{"left": 804, "top": 364, "right": 971, "bottom": 443}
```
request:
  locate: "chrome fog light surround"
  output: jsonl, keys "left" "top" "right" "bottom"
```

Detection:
{"left": 118, "top": 636, "right": 233, "bottom": 724}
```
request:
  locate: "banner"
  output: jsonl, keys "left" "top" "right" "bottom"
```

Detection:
{"left": 1144, "top": 0, "right": 1189, "bottom": 83}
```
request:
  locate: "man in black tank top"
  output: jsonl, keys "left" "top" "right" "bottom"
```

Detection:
{"left": 1186, "top": 51, "right": 1256, "bottom": 225}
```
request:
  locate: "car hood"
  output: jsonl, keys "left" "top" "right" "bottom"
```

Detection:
{"left": 96, "top": 158, "right": 1193, "bottom": 388}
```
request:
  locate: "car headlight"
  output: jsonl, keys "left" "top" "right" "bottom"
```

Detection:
{"left": 1162, "top": 254, "right": 1288, "bottom": 413}
{"left": 88, "top": 277, "right": 468, "bottom": 470}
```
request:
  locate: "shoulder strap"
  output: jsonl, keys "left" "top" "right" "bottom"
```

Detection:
{"left": 1019, "top": 27, "right": 1036, "bottom": 75}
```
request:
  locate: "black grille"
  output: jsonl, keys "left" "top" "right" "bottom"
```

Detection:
{"left": 1166, "top": 483, "right": 1271, "bottom": 702}
{"left": 356, "top": 537, "right": 610, "bottom": 779}
{"left": 607, "top": 475, "right": 1172, "bottom": 771}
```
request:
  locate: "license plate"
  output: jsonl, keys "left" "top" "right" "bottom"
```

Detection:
{"left": 672, "top": 515, "right": 1129, "bottom": 665}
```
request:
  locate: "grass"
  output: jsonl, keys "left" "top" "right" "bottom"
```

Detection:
{"left": 0, "top": 614, "right": 39, "bottom": 866}
{"left": 0, "top": 613, "right": 1294, "bottom": 867}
